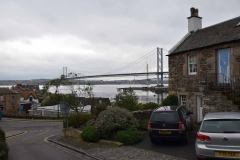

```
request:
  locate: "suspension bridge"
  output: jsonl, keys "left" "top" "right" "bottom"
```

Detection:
{"left": 65, "top": 47, "right": 169, "bottom": 86}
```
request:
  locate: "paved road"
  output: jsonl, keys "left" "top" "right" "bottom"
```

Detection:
{"left": 0, "top": 119, "right": 95, "bottom": 160}
{"left": 133, "top": 126, "right": 200, "bottom": 160}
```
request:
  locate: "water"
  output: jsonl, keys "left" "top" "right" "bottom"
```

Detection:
{"left": 1, "top": 84, "right": 168, "bottom": 104}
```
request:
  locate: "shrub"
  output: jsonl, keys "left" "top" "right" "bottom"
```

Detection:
{"left": 161, "top": 94, "right": 178, "bottom": 106}
{"left": 81, "top": 126, "right": 100, "bottom": 143}
{"left": 139, "top": 119, "right": 149, "bottom": 130}
{"left": 0, "top": 128, "right": 8, "bottom": 160}
{"left": 68, "top": 113, "right": 93, "bottom": 129}
{"left": 116, "top": 128, "right": 142, "bottom": 145}
{"left": 0, "top": 128, "right": 5, "bottom": 141}
{"left": 95, "top": 107, "right": 139, "bottom": 138}
{"left": 93, "top": 103, "right": 108, "bottom": 116}
{"left": 114, "top": 90, "right": 138, "bottom": 111}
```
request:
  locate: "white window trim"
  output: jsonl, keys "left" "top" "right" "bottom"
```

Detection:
{"left": 188, "top": 54, "right": 197, "bottom": 75}
{"left": 180, "top": 95, "right": 187, "bottom": 106}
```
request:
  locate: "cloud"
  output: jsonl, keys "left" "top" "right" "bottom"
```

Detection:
{"left": 0, "top": 0, "right": 239, "bottom": 80}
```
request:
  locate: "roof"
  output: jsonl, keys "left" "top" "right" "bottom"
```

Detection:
{"left": 204, "top": 112, "right": 240, "bottom": 120}
{"left": 169, "top": 16, "right": 240, "bottom": 55}
{"left": 0, "top": 88, "right": 18, "bottom": 94}
{"left": 21, "top": 90, "right": 38, "bottom": 99}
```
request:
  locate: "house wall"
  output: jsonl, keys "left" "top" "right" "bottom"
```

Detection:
{"left": 169, "top": 41, "right": 240, "bottom": 121}
{"left": 0, "top": 93, "right": 21, "bottom": 113}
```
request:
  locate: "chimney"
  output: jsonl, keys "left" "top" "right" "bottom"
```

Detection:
{"left": 187, "top": 7, "right": 202, "bottom": 32}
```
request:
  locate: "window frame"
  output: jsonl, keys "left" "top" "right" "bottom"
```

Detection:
{"left": 188, "top": 54, "right": 197, "bottom": 75}
{"left": 180, "top": 95, "right": 187, "bottom": 106}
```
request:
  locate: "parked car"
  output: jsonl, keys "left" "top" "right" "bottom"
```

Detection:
{"left": 195, "top": 112, "right": 240, "bottom": 159}
{"left": 148, "top": 105, "right": 193, "bottom": 144}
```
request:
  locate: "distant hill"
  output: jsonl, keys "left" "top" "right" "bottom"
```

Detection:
{"left": 0, "top": 79, "right": 52, "bottom": 85}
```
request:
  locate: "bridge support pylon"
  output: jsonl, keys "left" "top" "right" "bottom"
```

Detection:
{"left": 157, "top": 48, "right": 163, "bottom": 87}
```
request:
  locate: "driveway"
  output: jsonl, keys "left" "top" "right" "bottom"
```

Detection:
{"left": 133, "top": 125, "right": 200, "bottom": 160}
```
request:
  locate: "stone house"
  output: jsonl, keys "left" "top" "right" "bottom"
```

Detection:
{"left": 0, "top": 88, "right": 21, "bottom": 113}
{"left": 168, "top": 8, "right": 240, "bottom": 122}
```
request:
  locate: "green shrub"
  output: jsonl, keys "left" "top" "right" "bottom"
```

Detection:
{"left": 0, "top": 128, "right": 5, "bottom": 141}
{"left": 68, "top": 113, "right": 93, "bottom": 129}
{"left": 139, "top": 119, "right": 149, "bottom": 130}
{"left": 93, "top": 103, "right": 108, "bottom": 116}
{"left": 114, "top": 90, "right": 138, "bottom": 111}
{"left": 81, "top": 126, "right": 100, "bottom": 143}
{"left": 116, "top": 128, "right": 142, "bottom": 145}
{"left": 0, "top": 128, "right": 8, "bottom": 160}
{"left": 95, "top": 107, "right": 139, "bottom": 138}
{"left": 161, "top": 94, "right": 178, "bottom": 106}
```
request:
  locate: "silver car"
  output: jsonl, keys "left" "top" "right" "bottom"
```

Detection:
{"left": 195, "top": 112, "right": 240, "bottom": 159}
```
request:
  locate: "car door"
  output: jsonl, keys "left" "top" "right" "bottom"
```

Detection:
{"left": 181, "top": 107, "right": 191, "bottom": 131}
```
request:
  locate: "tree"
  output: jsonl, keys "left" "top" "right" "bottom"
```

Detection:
{"left": 41, "top": 74, "right": 94, "bottom": 113}
{"left": 114, "top": 89, "right": 138, "bottom": 111}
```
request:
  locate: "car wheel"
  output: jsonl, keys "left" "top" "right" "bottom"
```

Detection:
{"left": 183, "top": 132, "right": 189, "bottom": 144}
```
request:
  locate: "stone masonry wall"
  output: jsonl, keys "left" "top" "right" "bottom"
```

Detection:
{"left": 202, "top": 90, "right": 238, "bottom": 117}
{"left": 169, "top": 41, "right": 240, "bottom": 121}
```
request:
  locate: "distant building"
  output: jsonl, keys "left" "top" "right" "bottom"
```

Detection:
{"left": 0, "top": 88, "right": 21, "bottom": 113}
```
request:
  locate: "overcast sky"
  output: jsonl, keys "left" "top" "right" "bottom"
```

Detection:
{"left": 0, "top": 0, "right": 239, "bottom": 80}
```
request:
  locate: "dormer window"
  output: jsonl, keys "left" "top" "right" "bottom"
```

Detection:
{"left": 29, "top": 97, "right": 33, "bottom": 102}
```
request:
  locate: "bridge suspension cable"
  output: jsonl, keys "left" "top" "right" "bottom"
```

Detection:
{"left": 105, "top": 48, "right": 157, "bottom": 74}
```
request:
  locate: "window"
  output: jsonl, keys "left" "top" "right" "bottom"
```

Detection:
{"left": 12, "top": 104, "right": 15, "bottom": 109}
{"left": 188, "top": 54, "right": 197, "bottom": 75}
{"left": 29, "top": 97, "right": 33, "bottom": 102}
{"left": 0, "top": 95, "right": 3, "bottom": 101}
{"left": 12, "top": 95, "right": 15, "bottom": 101}
{"left": 181, "top": 95, "right": 187, "bottom": 106}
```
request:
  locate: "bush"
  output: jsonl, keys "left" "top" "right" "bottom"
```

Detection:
{"left": 68, "top": 113, "right": 93, "bottom": 129}
{"left": 114, "top": 90, "right": 138, "bottom": 111}
{"left": 93, "top": 103, "right": 108, "bottom": 116}
{"left": 0, "top": 128, "right": 5, "bottom": 141}
{"left": 116, "top": 128, "right": 142, "bottom": 145}
{"left": 0, "top": 128, "right": 8, "bottom": 160}
{"left": 161, "top": 94, "right": 178, "bottom": 106}
{"left": 81, "top": 126, "right": 100, "bottom": 143}
{"left": 139, "top": 119, "right": 149, "bottom": 130}
{"left": 95, "top": 107, "right": 139, "bottom": 138}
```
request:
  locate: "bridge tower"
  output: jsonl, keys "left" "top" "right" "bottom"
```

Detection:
{"left": 157, "top": 47, "right": 163, "bottom": 86}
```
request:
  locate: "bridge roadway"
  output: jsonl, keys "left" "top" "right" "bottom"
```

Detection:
{"left": 66, "top": 72, "right": 169, "bottom": 79}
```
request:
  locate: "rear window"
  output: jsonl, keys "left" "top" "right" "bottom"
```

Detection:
{"left": 150, "top": 111, "right": 180, "bottom": 122}
{"left": 201, "top": 119, "right": 240, "bottom": 133}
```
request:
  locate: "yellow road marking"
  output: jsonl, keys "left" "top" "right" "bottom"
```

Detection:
{"left": 6, "top": 131, "right": 27, "bottom": 139}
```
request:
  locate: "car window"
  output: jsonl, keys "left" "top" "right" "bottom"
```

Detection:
{"left": 150, "top": 111, "right": 180, "bottom": 122}
{"left": 201, "top": 119, "right": 240, "bottom": 133}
